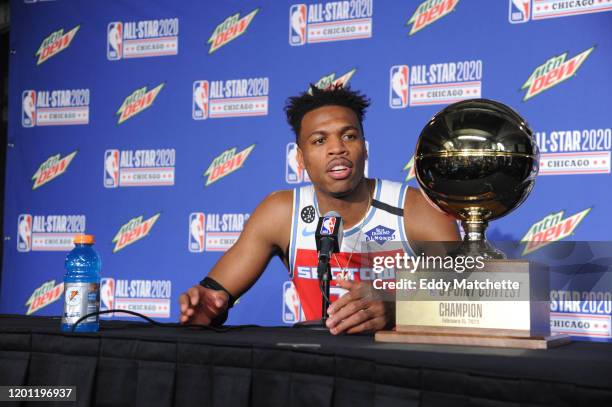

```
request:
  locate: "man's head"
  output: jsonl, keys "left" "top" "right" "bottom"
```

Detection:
{"left": 284, "top": 85, "right": 371, "bottom": 198}
{"left": 285, "top": 85, "right": 370, "bottom": 143}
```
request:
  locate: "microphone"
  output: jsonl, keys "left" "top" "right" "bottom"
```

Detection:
{"left": 314, "top": 211, "right": 343, "bottom": 321}
{"left": 315, "top": 211, "right": 343, "bottom": 262}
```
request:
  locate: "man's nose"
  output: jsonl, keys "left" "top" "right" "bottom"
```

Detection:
{"left": 327, "top": 135, "right": 348, "bottom": 155}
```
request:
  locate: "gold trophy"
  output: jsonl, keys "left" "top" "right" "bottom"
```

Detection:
{"left": 415, "top": 98, "right": 538, "bottom": 258}
{"left": 375, "top": 99, "right": 569, "bottom": 348}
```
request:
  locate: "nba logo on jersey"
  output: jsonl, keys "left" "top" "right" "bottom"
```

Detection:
{"left": 22, "top": 90, "right": 36, "bottom": 128}
{"left": 509, "top": 0, "right": 530, "bottom": 23}
{"left": 320, "top": 217, "right": 336, "bottom": 235}
{"left": 107, "top": 22, "right": 123, "bottom": 60}
{"left": 389, "top": 65, "right": 409, "bottom": 109}
{"left": 189, "top": 212, "right": 205, "bottom": 253}
{"left": 17, "top": 214, "right": 32, "bottom": 252}
{"left": 192, "top": 80, "right": 210, "bottom": 120}
{"left": 286, "top": 142, "right": 311, "bottom": 184}
{"left": 100, "top": 278, "right": 115, "bottom": 314}
{"left": 103, "top": 150, "right": 120, "bottom": 188}
{"left": 283, "top": 281, "right": 303, "bottom": 323}
{"left": 289, "top": 4, "right": 307, "bottom": 46}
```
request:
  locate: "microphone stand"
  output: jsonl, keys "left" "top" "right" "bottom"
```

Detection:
{"left": 293, "top": 252, "right": 332, "bottom": 330}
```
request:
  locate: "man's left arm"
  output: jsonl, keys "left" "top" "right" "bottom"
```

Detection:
{"left": 326, "top": 187, "right": 459, "bottom": 335}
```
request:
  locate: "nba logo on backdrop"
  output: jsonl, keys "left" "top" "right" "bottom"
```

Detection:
{"left": 22, "top": 90, "right": 36, "bottom": 127}
{"left": 17, "top": 214, "right": 33, "bottom": 252}
{"left": 509, "top": 0, "right": 530, "bottom": 23}
{"left": 389, "top": 65, "right": 409, "bottom": 109}
{"left": 188, "top": 212, "right": 205, "bottom": 253}
{"left": 104, "top": 149, "right": 120, "bottom": 188}
{"left": 107, "top": 22, "right": 123, "bottom": 60}
{"left": 286, "top": 142, "right": 310, "bottom": 183}
{"left": 289, "top": 4, "right": 307, "bottom": 45}
{"left": 283, "top": 281, "right": 303, "bottom": 323}
{"left": 192, "top": 81, "right": 209, "bottom": 120}
{"left": 100, "top": 278, "right": 115, "bottom": 313}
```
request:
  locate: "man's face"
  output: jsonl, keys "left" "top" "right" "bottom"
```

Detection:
{"left": 297, "top": 105, "right": 367, "bottom": 197}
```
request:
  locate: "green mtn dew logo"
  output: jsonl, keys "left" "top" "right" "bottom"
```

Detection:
{"left": 204, "top": 144, "right": 255, "bottom": 186}
{"left": 403, "top": 155, "right": 416, "bottom": 182}
{"left": 36, "top": 25, "right": 80, "bottom": 65}
{"left": 310, "top": 68, "right": 356, "bottom": 93}
{"left": 521, "top": 46, "right": 594, "bottom": 101}
{"left": 112, "top": 213, "right": 160, "bottom": 252}
{"left": 521, "top": 208, "right": 591, "bottom": 255}
{"left": 208, "top": 9, "right": 259, "bottom": 54}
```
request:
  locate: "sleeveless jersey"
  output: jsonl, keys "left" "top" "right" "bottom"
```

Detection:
{"left": 287, "top": 179, "right": 413, "bottom": 321}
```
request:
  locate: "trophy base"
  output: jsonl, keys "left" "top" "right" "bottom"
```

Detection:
{"left": 375, "top": 330, "right": 570, "bottom": 349}
{"left": 450, "top": 239, "right": 506, "bottom": 259}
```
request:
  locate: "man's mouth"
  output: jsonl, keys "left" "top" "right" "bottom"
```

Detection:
{"left": 326, "top": 159, "right": 353, "bottom": 180}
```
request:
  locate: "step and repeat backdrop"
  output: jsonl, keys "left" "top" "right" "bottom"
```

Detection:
{"left": 2, "top": 0, "right": 612, "bottom": 340}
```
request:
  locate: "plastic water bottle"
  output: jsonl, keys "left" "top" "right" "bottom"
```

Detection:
{"left": 61, "top": 234, "right": 101, "bottom": 332}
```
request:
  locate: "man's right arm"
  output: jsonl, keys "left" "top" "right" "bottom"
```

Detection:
{"left": 179, "top": 190, "right": 292, "bottom": 325}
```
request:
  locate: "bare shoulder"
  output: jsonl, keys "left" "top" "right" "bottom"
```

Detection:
{"left": 243, "top": 189, "right": 294, "bottom": 250}
{"left": 403, "top": 186, "right": 460, "bottom": 242}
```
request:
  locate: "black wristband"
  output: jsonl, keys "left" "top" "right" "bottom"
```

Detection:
{"left": 199, "top": 276, "right": 236, "bottom": 309}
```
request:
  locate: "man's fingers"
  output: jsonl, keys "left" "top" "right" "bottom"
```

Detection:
{"left": 328, "top": 308, "right": 371, "bottom": 335}
{"left": 326, "top": 297, "right": 369, "bottom": 326}
{"left": 334, "top": 279, "right": 355, "bottom": 290}
{"left": 187, "top": 286, "right": 201, "bottom": 307}
{"left": 179, "top": 293, "right": 190, "bottom": 313}
{"left": 345, "top": 316, "right": 387, "bottom": 334}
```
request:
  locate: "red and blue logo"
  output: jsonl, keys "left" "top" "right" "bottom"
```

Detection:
{"left": 320, "top": 217, "right": 336, "bottom": 235}
{"left": 389, "top": 65, "right": 409, "bottom": 109}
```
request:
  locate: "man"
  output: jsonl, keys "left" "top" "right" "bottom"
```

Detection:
{"left": 179, "top": 85, "right": 459, "bottom": 334}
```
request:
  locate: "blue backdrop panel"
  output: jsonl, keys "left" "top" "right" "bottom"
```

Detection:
{"left": 2, "top": 0, "right": 612, "bottom": 341}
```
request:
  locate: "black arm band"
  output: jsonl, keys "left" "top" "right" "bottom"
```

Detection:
{"left": 199, "top": 276, "right": 236, "bottom": 309}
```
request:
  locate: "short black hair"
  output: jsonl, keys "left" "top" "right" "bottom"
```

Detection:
{"left": 284, "top": 84, "right": 370, "bottom": 143}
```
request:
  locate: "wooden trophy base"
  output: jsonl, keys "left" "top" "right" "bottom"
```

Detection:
{"left": 375, "top": 330, "right": 571, "bottom": 349}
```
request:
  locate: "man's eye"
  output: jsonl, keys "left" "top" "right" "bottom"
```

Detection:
{"left": 343, "top": 133, "right": 357, "bottom": 140}
{"left": 313, "top": 138, "right": 324, "bottom": 145}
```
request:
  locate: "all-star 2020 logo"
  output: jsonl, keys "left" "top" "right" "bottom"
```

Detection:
{"left": 207, "top": 9, "right": 259, "bottom": 54}
{"left": 116, "top": 84, "right": 164, "bottom": 124}
{"left": 32, "top": 151, "right": 77, "bottom": 189}
{"left": 36, "top": 25, "right": 79, "bottom": 65}
{"left": 521, "top": 47, "right": 594, "bottom": 101}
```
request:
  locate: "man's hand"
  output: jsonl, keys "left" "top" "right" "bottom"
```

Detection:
{"left": 179, "top": 285, "right": 229, "bottom": 325}
{"left": 325, "top": 280, "right": 393, "bottom": 335}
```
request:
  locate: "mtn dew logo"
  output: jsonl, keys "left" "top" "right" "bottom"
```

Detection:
{"left": 117, "top": 83, "right": 164, "bottom": 124}
{"left": 208, "top": 8, "right": 259, "bottom": 54}
{"left": 36, "top": 25, "right": 80, "bottom": 65}
{"left": 204, "top": 144, "right": 255, "bottom": 186}
{"left": 32, "top": 151, "right": 77, "bottom": 189}
{"left": 521, "top": 208, "right": 591, "bottom": 255}
{"left": 25, "top": 280, "right": 64, "bottom": 315}
{"left": 112, "top": 213, "right": 160, "bottom": 252}
{"left": 311, "top": 68, "right": 356, "bottom": 93}
{"left": 403, "top": 155, "right": 416, "bottom": 182}
{"left": 522, "top": 47, "right": 594, "bottom": 101}
{"left": 407, "top": 0, "right": 459, "bottom": 35}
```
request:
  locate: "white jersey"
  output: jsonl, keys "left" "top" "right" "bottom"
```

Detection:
{"left": 288, "top": 179, "right": 413, "bottom": 321}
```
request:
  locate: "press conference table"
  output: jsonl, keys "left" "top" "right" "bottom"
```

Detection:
{"left": 1, "top": 315, "right": 611, "bottom": 407}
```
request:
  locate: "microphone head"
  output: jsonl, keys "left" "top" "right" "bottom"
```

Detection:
{"left": 315, "top": 211, "right": 344, "bottom": 253}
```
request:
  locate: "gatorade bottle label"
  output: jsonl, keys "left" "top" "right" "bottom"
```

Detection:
{"left": 62, "top": 282, "right": 100, "bottom": 325}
